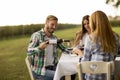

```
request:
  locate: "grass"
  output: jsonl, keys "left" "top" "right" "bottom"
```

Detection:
{"left": 112, "top": 27, "right": 120, "bottom": 35}
{"left": 55, "top": 27, "right": 80, "bottom": 40}
{"left": 0, "top": 37, "right": 30, "bottom": 80}
{"left": 0, "top": 27, "right": 120, "bottom": 80}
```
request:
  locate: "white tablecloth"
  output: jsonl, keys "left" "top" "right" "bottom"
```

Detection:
{"left": 53, "top": 54, "right": 120, "bottom": 80}
{"left": 53, "top": 53, "right": 80, "bottom": 80}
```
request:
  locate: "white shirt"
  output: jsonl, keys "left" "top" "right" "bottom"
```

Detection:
{"left": 73, "top": 33, "right": 89, "bottom": 50}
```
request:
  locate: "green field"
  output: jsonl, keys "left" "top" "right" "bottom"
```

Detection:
{"left": 0, "top": 27, "right": 120, "bottom": 80}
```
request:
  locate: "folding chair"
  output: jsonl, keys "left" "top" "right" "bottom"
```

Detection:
{"left": 25, "top": 56, "right": 35, "bottom": 80}
{"left": 76, "top": 61, "right": 114, "bottom": 80}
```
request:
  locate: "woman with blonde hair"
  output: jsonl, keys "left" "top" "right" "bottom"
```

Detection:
{"left": 81, "top": 10, "right": 120, "bottom": 80}
{"left": 72, "top": 15, "right": 91, "bottom": 56}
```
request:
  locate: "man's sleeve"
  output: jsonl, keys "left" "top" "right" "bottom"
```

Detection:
{"left": 27, "top": 33, "right": 41, "bottom": 56}
{"left": 57, "top": 44, "right": 72, "bottom": 54}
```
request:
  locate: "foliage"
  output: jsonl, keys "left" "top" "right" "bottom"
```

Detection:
{"left": 106, "top": 0, "right": 120, "bottom": 8}
{"left": 0, "top": 24, "right": 79, "bottom": 40}
{"left": 0, "top": 20, "right": 119, "bottom": 40}
{"left": 110, "top": 20, "right": 120, "bottom": 27}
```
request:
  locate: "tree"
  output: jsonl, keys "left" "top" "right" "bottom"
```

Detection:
{"left": 106, "top": 0, "right": 120, "bottom": 8}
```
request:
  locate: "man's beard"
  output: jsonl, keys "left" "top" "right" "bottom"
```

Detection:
{"left": 47, "top": 28, "right": 55, "bottom": 33}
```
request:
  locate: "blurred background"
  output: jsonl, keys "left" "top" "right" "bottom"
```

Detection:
{"left": 0, "top": 0, "right": 120, "bottom": 80}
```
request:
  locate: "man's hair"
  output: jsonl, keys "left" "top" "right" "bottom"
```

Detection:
{"left": 46, "top": 15, "right": 58, "bottom": 22}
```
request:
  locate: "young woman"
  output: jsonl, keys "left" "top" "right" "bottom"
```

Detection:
{"left": 72, "top": 15, "right": 91, "bottom": 56}
{"left": 70, "top": 15, "right": 90, "bottom": 80}
{"left": 81, "top": 10, "right": 120, "bottom": 80}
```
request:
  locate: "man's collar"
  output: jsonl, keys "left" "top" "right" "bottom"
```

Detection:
{"left": 40, "top": 28, "right": 46, "bottom": 36}
{"left": 41, "top": 28, "right": 54, "bottom": 37}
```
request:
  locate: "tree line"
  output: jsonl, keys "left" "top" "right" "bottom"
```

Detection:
{"left": 0, "top": 20, "right": 119, "bottom": 40}
{"left": 0, "top": 23, "right": 79, "bottom": 40}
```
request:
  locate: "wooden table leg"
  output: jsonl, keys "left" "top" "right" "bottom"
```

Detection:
{"left": 65, "top": 75, "right": 71, "bottom": 80}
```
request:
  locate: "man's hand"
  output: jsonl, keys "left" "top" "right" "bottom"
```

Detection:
{"left": 38, "top": 41, "right": 49, "bottom": 50}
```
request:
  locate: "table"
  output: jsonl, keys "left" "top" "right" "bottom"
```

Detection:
{"left": 53, "top": 53, "right": 80, "bottom": 80}
{"left": 53, "top": 53, "right": 120, "bottom": 80}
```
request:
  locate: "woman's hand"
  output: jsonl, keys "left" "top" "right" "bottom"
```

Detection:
{"left": 72, "top": 48, "right": 83, "bottom": 57}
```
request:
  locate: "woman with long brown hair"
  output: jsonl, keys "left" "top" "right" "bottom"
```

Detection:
{"left": 81, "top": 10, "right": 120, "bottom": 80}
{"left": 72, "top": 15, "right": 91, "bottom": 56}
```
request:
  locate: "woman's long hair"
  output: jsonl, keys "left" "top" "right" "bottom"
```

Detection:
{"left": 90, "top": 10, "right": 116, "bottom": 53}
{"left": 73, "top": 15, "right": 89, "bottom": 47}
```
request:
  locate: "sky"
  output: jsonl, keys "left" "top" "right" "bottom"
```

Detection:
{"left": 0, "top": 0, "right": 120, "bottom": 26}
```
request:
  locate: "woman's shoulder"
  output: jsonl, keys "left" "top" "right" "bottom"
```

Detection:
{"left": 113, "top": 32, "right": 119, "bottom": 36}
{"left": 84, "top": 34, "right": 95, "bottom": 46}
{"left": 113, "top": 32, "right": 120, "bottom": 41}
{"left": 76, "top": 30, "right": 81, "bottom": 35}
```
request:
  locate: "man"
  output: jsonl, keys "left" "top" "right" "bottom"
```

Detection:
{"left": 27, "top": 15, "right": 66, "bottom": 80}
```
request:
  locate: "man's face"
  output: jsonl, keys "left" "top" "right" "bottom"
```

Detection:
{"left": 46, "top": 20, "right": 58, "bottom": 33}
